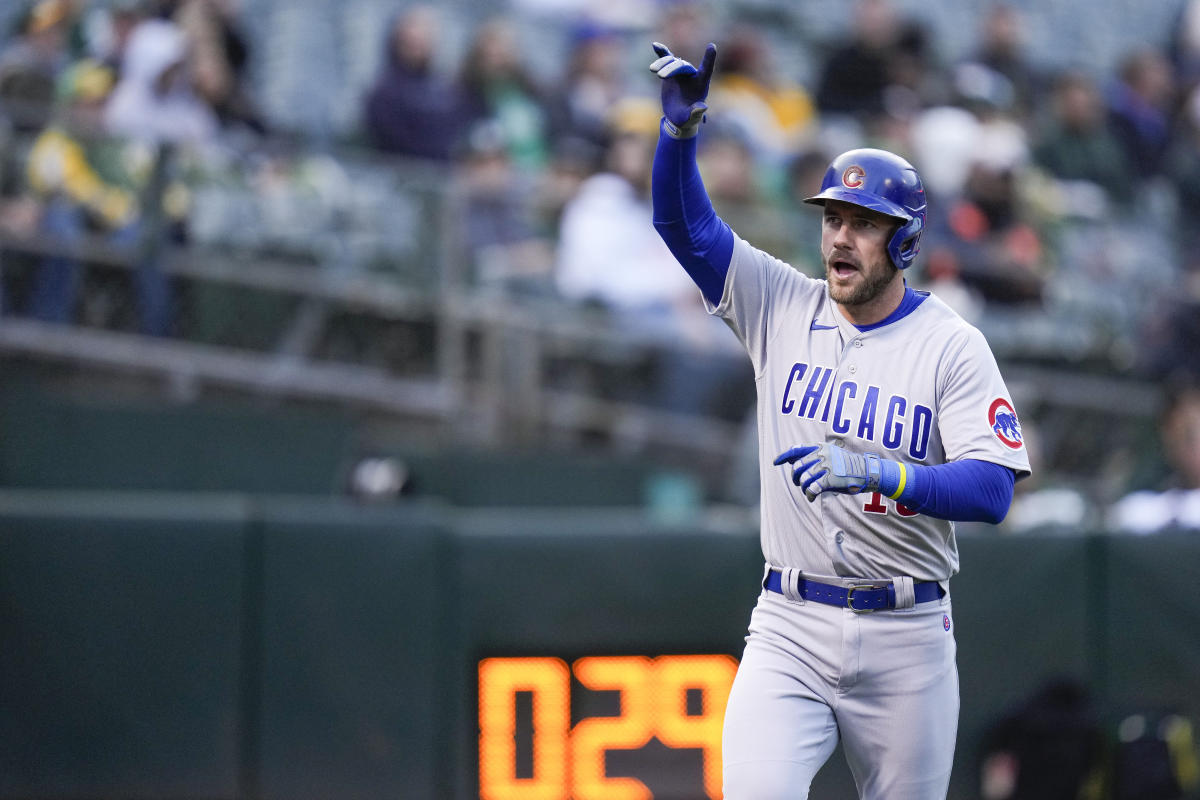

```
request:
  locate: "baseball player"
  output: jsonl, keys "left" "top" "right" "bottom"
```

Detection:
{"left": 648, "top": 42, "right": 1031, "bottom": 799}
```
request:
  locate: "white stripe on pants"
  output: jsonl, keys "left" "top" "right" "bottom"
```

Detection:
{"left": 722, "top": 586, "right": 959, "bottom": 799}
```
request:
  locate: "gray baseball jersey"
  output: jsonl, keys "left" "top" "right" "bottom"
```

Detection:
{"left": 708, "top": 235, "right": 1031, "bottom": 582}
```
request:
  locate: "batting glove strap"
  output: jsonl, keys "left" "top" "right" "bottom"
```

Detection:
{"left": 825, "top": 444, "right": 874, "bottom": 494}
{"left": 661, "top": 116, "right": 700, "bottom": 139}
{"left": 862, "top": 452, "right": 884, "bottom": 494}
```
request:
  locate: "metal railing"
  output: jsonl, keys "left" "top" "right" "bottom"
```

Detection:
{"left": 0, "top": 132, "right": 1166, "bottom": 495}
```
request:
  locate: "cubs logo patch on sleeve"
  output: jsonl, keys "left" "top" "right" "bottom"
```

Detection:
{"left": 988, "top": 398, "right": 1023, "bottom": 449}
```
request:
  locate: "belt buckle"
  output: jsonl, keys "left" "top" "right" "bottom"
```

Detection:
{"left": 846, "top": 584, "right": 885, "bottom": 614}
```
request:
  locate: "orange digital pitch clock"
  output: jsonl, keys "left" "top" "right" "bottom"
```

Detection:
{"left": 477, "top": 654, "right": 740, "bottom": 800}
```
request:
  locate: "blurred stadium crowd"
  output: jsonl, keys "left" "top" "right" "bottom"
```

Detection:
{"left": 0, "top": 0, "right": 1198, "bottom": 532}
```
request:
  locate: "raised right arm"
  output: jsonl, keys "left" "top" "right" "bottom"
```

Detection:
{"left": 648, "top": 42, "right": 734, "bottom": 307}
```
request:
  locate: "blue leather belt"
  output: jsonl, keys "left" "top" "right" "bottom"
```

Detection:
{"left": 765, "top": 568, "right": 945, "bottom": 613}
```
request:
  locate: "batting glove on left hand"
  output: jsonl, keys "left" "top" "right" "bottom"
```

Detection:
{"left": 774, "top": 442, "right": 884, "bottom": 502}
{"left": 649, "top": 41, "right": 716, "bottom": 138}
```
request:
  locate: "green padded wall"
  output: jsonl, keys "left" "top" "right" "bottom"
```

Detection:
{"left": 2, "top": 492, "right": 1197, "bottom": 800}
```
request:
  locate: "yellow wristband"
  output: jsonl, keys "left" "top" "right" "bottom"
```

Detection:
{"left": 888, "top": 463, "right": 907, "bottom": 500}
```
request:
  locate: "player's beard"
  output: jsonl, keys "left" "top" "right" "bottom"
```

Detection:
{"left": 825, "top": 257, "right": 899, "bottom": 307}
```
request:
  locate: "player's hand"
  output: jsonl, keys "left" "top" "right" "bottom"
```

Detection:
{"left": 648, "top": 41, "right": 716, "bottom": 138}
{"left": 774, "top": 442, "right": 883, "bottom": 502}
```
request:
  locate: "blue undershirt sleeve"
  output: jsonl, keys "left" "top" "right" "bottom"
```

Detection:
{"left": 651, "top": 120, "right": 735, "bottom": 307}
{"left": 877, "top": 458, "right": 1016, "bottom": 524}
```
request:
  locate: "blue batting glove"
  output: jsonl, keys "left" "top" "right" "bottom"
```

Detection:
{"left": 775, "top": 442, "right": 884, "bottom": 502}
{"left": 648, "top": 41, "right": 716, "bottom": 138}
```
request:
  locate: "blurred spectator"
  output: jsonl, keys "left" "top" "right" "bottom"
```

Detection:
{"left": 544, "top": 20, "right": 629, "bottom": 156}
{"left": 1141, "top": 86, "right": 1200, "bottom": 381}
{"left": 884, "top": 17, "right": 938, "bottom": 114}
{"left": 968, "top": 3, "right": 1044, "bottom": 121}
{"left": 1106, "top": 48, "right": 1177, "bottom": 182}
{"left": 1169, "top": 0, "right": 1200, "bottom": 93}
{"left": 1110, "top": 711, "right": 1200, "bottom": 800}
{"left": 1109, "top": 380, "right": 1200, "bottom": 532}
{"left": 452, "top": 119, "right": 554, "bottom": 296}
{"left": 24, "top": 58, "right": 172, "bottom": 334}
{"left": 698, "top": 125, "right": 794, "bottom": 263}
{"left": 907, "top": 104, "right": 977, "bottom": 203}
{"left": 910, "top": 60, "right": 1024, "bottom": 203}
{"left": 924, "top": 139, "right": 1046, "bottom": 306}
{"left": 653, "top": 0, "right": 711, "bottom": 66}
{"left": 458, "top": 18, "right": 550, "bottom": 169}
{"left": 553, "top": 106, "right": 748, "bottom": 417}
{"left": 813, "top": 0, "right": 933, "bottom": 123}
{"left": 1138, "top": 286, "right": 1200, "bottom": 381}
{"left": 554, "top": 106, "right": 692, "bottom": 316}
{"left": 104, "top": 16, "right": 217, "bottom": 144}
{"left": 706, "top": 24, "right": 815, "bottom": 171}
{"left": 978, "top": 677, "right": 1106, "bottom": 800}
{"left": 530, "top": 134, "right": 600, "bottom": 239}
{"left": 814, "top": 0, "right": 894, "bottom": 118}
{"left": 1157, "top": 383, "right": 1200, "bottom": 491}
{"left": 363, "top": 4, "right": 468, "bottom": 161}
{"left": 84, "top": 0, "right": 143, "bottom": 79}
{"left": 0, "top": 0, "right": 77, "bottom": 131}
{"left": 698, "top": 126, "right": 755, "bottom": 206}
{"left": 914, "top": 247, "right": 984, "bottom": 324}
{"left": 779, "top": 147, "right": 831, "bottom": 275}
{"left": 1031, "top": 69, "right": 1132, "bottom": 212}
{"left": 173, "top": 0, "right": 264, "bottom": 134}
{"left": 1165, "top": 85, "right": 1200, "bottom": 269}
{"left": 908, "top": 62, "right": 1035, "bottom": 325}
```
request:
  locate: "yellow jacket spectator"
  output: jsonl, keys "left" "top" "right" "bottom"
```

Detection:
{"left": 23, "top": 58, "right": 174, "bottom": 335}
{"left": 707, "top": 26, "right": 816, "bottom": 176}
{"left": 27, "top": 59, "right": 138, "bottom": 229}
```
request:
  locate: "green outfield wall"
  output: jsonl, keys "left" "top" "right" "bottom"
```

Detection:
{"left": 1, "top": 493, "right": 1197, "bottom": 800}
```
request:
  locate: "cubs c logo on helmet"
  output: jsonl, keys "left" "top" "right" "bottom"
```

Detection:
{"left": 988, "top": 398, "right": 1023, "bottom": 449}
{"left": 842, "top": 165, "right": 865, "bottom": 189}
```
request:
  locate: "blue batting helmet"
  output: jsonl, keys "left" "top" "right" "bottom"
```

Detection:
{"left": 804, "top": 148, "right": 927, "bottom": 270}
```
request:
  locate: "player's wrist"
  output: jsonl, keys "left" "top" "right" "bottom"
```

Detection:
{"left": 876, "top": 458, "right": 905, "bottom": 499}
{"left": 661, "top": 116, "right": 700, "bottom": 139}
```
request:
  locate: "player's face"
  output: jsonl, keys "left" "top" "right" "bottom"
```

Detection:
{"left": 820, "top": 200, "right": 900, "bottom": 308}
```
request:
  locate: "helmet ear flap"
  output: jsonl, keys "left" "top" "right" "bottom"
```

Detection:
{"left": 889, "top": 216, "right": 924, "bottom": 270}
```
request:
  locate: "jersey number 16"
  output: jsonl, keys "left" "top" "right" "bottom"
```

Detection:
{"left": 862, "top": 492, "right": 919, "bottom": 517}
